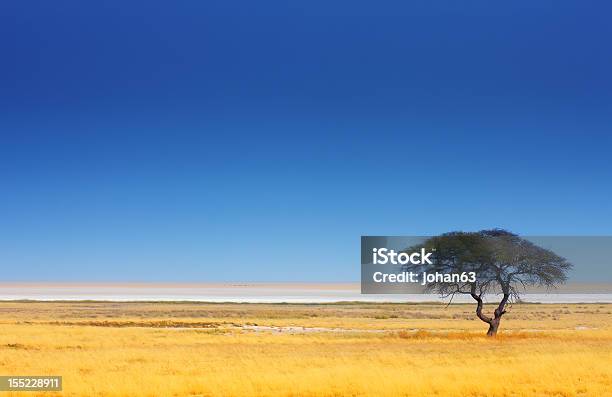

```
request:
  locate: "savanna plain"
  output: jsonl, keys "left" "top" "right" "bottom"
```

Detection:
{"left": 0, "top": 301, "right": 611, "bottom": 397}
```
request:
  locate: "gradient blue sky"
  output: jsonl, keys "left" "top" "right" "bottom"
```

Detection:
{"left": 1, "top": 1, "right": 611, "bottom": 281}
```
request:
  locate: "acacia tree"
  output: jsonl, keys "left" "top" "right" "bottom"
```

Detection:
{"left": 404, "top": 229, "right": 572, "bottom": 336}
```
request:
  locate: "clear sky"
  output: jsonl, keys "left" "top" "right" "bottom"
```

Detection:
{"left": 1, "top": 1, "right": 611, "bottom": 282}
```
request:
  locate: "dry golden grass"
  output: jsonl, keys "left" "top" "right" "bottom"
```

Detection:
{"left": 0, "top": 302, "right": 611, "bottom": 396}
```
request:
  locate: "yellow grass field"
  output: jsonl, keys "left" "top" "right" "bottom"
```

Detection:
{"left": 0, "top": 301, "right": 611, "bottom": 396}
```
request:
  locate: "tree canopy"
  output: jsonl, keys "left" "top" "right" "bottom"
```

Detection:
{"left": 403, "top": 229, "right": 572, "bottom": 335}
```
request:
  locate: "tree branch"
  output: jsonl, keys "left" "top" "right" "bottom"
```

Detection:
{"left": 495, "top": 293, "right": 510, "bottom": 318}
{"left": 470, "top": 293, "right": 492, "bottom": 324}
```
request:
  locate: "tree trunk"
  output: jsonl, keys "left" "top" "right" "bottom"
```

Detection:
{"left": 487, "top": 292, "right": 510, "bottom": 336}
{"left": 471, "top": 292, "right": 509, "bottom": 337}
{"left": 487, "top": 317, "right": 501, "bottom": 336}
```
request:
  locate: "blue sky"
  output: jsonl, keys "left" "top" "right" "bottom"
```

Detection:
{"left": 1, "top": 1, "right": 611, "bottom": 281}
